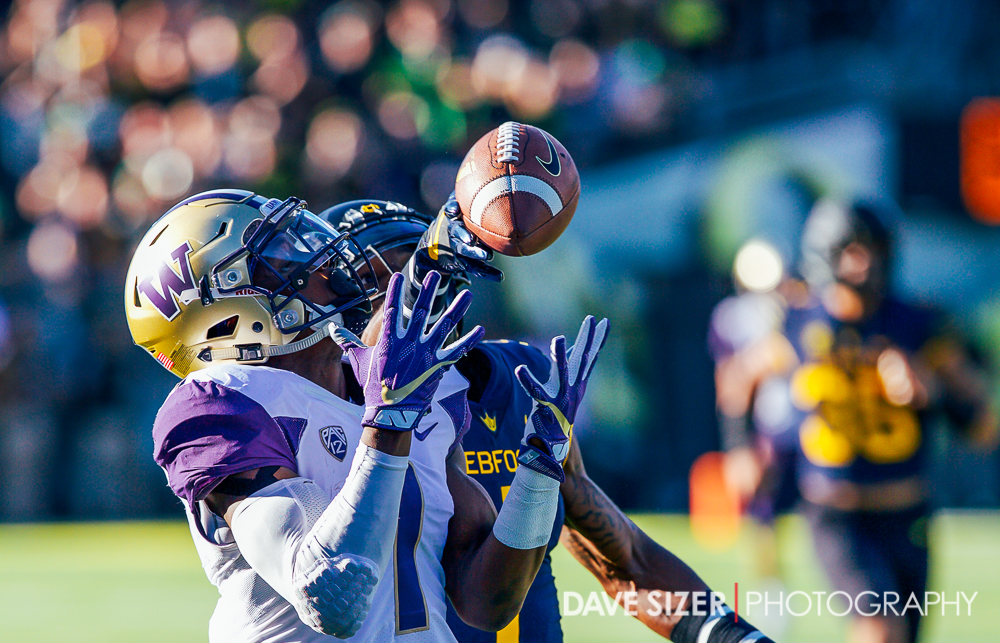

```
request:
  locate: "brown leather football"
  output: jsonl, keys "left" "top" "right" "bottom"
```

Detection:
{"left": 455, "top": 122, "right": 580, "bottom": 256}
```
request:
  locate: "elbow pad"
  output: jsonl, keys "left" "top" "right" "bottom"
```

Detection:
{"left": 292, "top": 553, "right": 379, "bottom": 638}
{"left": 292, "top": 447, "right": 407, "bottom": 637}
{"left": 231, "top": 446, "right": 408, "bottom": 638}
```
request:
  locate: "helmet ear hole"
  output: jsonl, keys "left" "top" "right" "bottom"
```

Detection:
{"left": 206, "top": 315, "right": 239, "bottom": 340}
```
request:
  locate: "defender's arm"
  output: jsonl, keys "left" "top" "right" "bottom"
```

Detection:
{"left": 441, "top": 445, "right": 549, "bottom": 631}
{"left": 559, "top": 439, "right": 707, "bottom": 638}
{"left": 560, "top": 440, "right": 775, "bottom": 642}
{"left": 443, "top": 316, "right": 608, "bottom": 631}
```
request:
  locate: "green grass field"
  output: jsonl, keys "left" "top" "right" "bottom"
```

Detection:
{"left": 0, "top": 512, "right": 996, "bottom": 642}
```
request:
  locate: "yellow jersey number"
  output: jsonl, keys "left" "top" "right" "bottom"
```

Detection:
{"left": 792, "top": 362, "right": 921, "bottom": 467}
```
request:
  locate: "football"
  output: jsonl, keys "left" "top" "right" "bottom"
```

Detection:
{"left": 455, "top": 121, "right": 580, "bottom": 256}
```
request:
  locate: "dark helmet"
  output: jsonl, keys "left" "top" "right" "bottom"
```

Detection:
{"left": 318, "top": 199, "right": 471, "bottom": 303}
{"left": 318, "top": 200, "right": 431, "bottom": 294}
{"left": 322, "top": 200, "right": 430, "bottom": 261}
{"left": 799, "top": 197, "right": 896, "bottom": 295}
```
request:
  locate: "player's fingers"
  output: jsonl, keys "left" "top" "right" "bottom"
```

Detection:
{"left": 567, "top": 316, "right": 595, "bottom": 386}
{"left": 548, "top": 334, "right": 563, "bottom": 364}
{"left": 582, "top": 317, "right": 610, "bottom": 382}
{"left": 326, "top": 322, "right": 368, "bottom": 382}
{"left": 428, "top": 287, "right": 473, "bottom": 343}
{"left": 443, "top": 192, "right": 461, "bottom": 218}
{"left": 454, "top": 239, "right": 490, "bottom": 262}
{"left": 409, "top": 270, "right": 442, "bottom": 335}
{"left": 327, "top": 322, "right": 366, "bottom": 350}
{"left": 420, "top": 268, "right": 443, "bottom": 294}
{"left": 470, "top": 263, "right": 504, "bottom": 282}
{"left": 515, "top": 364, "right": 548, "bottom": 402}
{"left": 452, "top": 221, "right": 475, "bottom": 245}
{"left": 572, "top": 315, "right": 604, "bottom": 385}
{"left": 382, "top": 272, "right": 407, "bottom": 339}
{"left": 548, "top": 335, "right": 568, "bottom": 393}
{"left": 440, "top": 324, "right": 485, "bottom": 364}
{"left": 552, "top": 334, "right": 568, "bottom": 374}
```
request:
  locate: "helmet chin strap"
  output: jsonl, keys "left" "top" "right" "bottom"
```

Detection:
{"left": 198, "top": 320, "right": 335, "bottom": 364}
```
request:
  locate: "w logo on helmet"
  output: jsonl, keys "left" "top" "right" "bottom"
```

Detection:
{"left": 138, "top": 242, "right": 196, "bottom": 321}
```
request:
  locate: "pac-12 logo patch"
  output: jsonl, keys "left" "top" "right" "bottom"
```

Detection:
{"left": 320, "top": 425, "right": 348, "bottom": 461}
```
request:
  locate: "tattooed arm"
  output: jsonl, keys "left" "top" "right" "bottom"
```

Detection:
{"left": 559, "top": 439, "right": 710, "bottom": 639}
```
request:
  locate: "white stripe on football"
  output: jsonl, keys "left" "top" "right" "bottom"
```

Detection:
{"left": 468, "top": 175, "right": 564, "bottom": 227}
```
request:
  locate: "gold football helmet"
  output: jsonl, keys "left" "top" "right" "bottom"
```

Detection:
{"left": 125, "top": 189, "right": 374, "bottom": 378}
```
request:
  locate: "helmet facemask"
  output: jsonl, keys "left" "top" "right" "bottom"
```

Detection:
{"left": 213, "top": 197, "right": 376, "bottom": 338}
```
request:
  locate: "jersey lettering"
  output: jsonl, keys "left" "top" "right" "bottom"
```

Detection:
{"left": 792, "top": 359, "right": 921, "bottom": 466}
{"left": 465, "top": 449, "right": 520, "bottom": 475}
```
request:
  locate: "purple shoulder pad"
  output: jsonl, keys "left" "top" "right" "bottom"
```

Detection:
{"left": 152, "top": 379, "right": 304, "bottom": 507}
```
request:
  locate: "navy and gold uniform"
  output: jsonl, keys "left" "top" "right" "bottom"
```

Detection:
{"left": 772, "top": 296, "right": 939, "bottom": 638}
{"left": 447, "top": 340, "right": 565, "bottom": 643}
{"left": 775, "top": 297, "right": 937, "bottom": 492}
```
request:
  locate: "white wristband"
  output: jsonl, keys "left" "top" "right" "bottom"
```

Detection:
{"left": 492, "top": 464, "right": 560, "bottom": 549}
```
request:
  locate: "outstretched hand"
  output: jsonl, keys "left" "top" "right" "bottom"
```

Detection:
{"left": 331, "top": 271, "right": 484, "bottom": 431}
{"left": 413, "top": 192, "right": 503, "bottom": 282}
{"left": 516, "top": 316, "right": 609, "bottom": 482}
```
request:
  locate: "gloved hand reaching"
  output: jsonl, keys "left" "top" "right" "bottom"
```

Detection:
{"left": 331, "top": 270, "right": 484, "bottom": 431}
{"left": 412, "top": 192, "right": 504, "bottom": 282}
{"left": 516, "top": 316, "right": 609, "bottom": 482}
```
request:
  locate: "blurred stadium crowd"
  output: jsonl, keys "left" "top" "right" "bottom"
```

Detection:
{"left": 2, "top": 0, "right": 1000, "bottom": 521}
{"left": 0, "top": 0, "right": 737, "bottom": 519}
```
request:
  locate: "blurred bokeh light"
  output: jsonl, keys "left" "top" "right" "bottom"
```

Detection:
{"left": 734, "top": 240, "right": 784, "bottom": 293}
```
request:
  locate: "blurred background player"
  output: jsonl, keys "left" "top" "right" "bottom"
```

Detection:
{"left": 708, "top": 239, "right": 804, "bottom": 637}
{"left": 324, "top": 195, "right": 777, "bottom": 643}
{"left": 125, "top": 189, "right": 598, "bottom": 641}
{"left": 712, "top": 197, "right": 998, "bottom": 643}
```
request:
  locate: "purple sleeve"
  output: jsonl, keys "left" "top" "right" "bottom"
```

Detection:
{"left": 152, "top": 379, "right": 300, "bottom": 508}
{"left": 439, "top": 388, "right": 472, "bottom": 457}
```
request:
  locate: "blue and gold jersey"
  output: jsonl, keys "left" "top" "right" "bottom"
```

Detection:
{"left": 447, "top": 340, "right": 565, "bottom": 643}
{"left": 774, "top": 297, "right": 938, "bottom": 485}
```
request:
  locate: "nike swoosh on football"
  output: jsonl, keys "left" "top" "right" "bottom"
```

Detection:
{"left": 535, "top": 135, "right": 561, "bottom": 177}
{"left": 380, "top": 359, "right": 458, "bottom": 404}
{"left": 414, "top": 422, "right": 439, "bottom": 441}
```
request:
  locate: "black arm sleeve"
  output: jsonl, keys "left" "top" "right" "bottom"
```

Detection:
{"left": 672, "top": 608, "right": 774, "bottom": 643}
